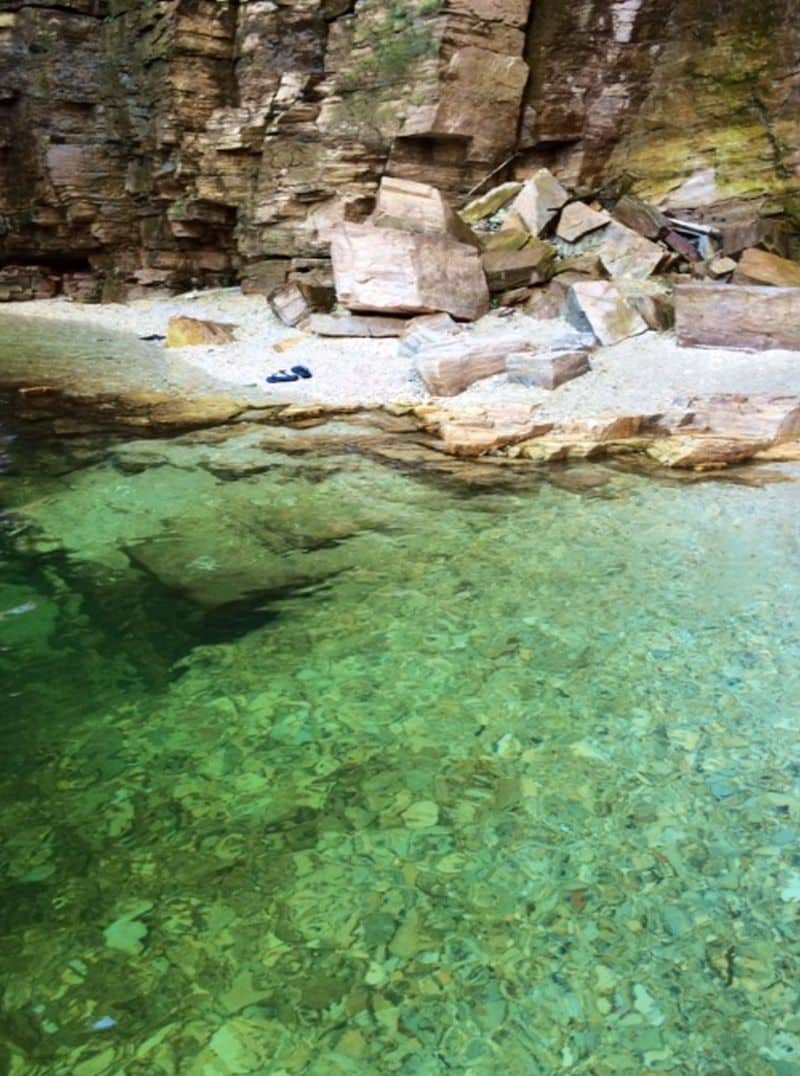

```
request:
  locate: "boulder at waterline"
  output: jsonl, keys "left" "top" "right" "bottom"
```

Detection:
{"left": 566, "top": 281, "right": 649, "bottom": 346}
{"left": 165, "top": 316, "right": 237, "bottom": 348}
{"left": 330, "top": 223, "right": 490, "bottom": 321}
{"left": 675, "top": 285, "right": 800, "bottom": 351}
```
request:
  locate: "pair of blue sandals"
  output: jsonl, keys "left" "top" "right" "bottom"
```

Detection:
{"left": 266, "top": 365, "right": 312, "bottom": 384}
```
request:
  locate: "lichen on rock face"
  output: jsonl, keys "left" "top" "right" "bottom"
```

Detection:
{"left": 0, "top": 0, "right": 797, "bottom": 297}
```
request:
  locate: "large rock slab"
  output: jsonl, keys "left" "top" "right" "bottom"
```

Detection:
{"left": 566, "top": 282, "right": 649, "bottom": 346}
{"left": 733, "top": 248, "right": 800, "bottom": 288}
{"left": 511, "top": 170, "right": 569, "bottom": 237}
{"left": 675, "top": 285, "right": 800, "bottom": 351}
{"left": 331, "top": 223, "right": 490, "bottom": 322}
{"left": 415, "top": 325, "right": 591, "bottom": 395}
{"left": 372, "top": 177, "right": 479, "bottom": 248}
{"left": 557, "top": 203, "right": 611, "bottom": 242}
{"left": 596, "top": 222, "right": 665, "bottom": 280}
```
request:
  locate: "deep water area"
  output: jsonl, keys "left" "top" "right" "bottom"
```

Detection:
{"left": 2, "top": 403, "right": 800, "bottom": 1075}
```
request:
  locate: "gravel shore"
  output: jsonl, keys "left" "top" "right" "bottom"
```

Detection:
{"left": 2, "top": 288, "right": 800, "bottom": 419}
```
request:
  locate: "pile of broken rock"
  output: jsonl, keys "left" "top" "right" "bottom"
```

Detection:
{"left": 268, "top": 171, "right": 800, "bottom": 399}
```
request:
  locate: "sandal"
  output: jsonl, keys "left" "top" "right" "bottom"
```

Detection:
{"left": 266, "top": 370, "right": 300, "bottom": 384}
{"left": 290, "top": 365, "right": 312, "bottom": 379}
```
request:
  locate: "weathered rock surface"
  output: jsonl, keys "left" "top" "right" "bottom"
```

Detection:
{"left": 733, "top": 249, "right": 800, "bottom": 288}
{"left": 309, "top": 314, "right": 407, "bottom": 338}
{"left": 566, "top": 282, "right": 649, "bottom": 346}
{"left": 331, "top": 223, "right": 490, "bottom": 321}
{"left": 268, "top": 284, "right": 314, "bottom": 328}
{"left": 510, "top": 170, "right": 569, "bottom": 237}
{"left": 372, "top": 178, "right": 478, "bottom": 248}
{"left": 557, "top": 203, "right": 611, "bottom": 243}
{"left": 165, "top": 317, "right": 236, "bottom": 348}
{"left": 0, "top": 0, "right": 797, "bottom": 299}
{"left": 596, "top": 223, "right": 665, "bottom": 280}
{"left": 675, "top": 285, "right": 800, "bottom": 351}
{"left": 460, "top": 183, "right": 522, "bottom": 225}
{"left": 506, "top": 349, "right": 591, "bottom": 389}
{"left": 481, "top": 242, "right": 555, "bottom": 291}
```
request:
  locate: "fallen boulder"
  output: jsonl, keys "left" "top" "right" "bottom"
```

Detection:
{"left": 510, "top": 169, "right": 569, "bottom": 237}
{"left": 506, "top": 349, "right": 591, "bottom": 389}
{"left": 566, "top": 281, "right": 649, "bottom": 346}
{"left": 372, "top": 177, "right": 479, "bottom": 248}
{"left": 674, "top": 284, "right": 800, "bottom": 351}
{"left": 481, "top": 241, "right": 556, "bottom": 292}
{"left": 595, "top": 222, "right": 665, "bottom": 279}
{"left": 398, "top": 313, "right": 461, "bottom": 357}
{"left": 556, "top": 203, "right": 611, "bottom": 243}
{"left": 416, "top": 337, "right": 514, "bottom": 396}
{"left": 733, "top": 248, "right": 800, "bottom": 288}
{"left": 460, "top": 182, "right": 522, "bottom": 225}
{"left": 165, "top": 316, "right": 237, "bottom": 347}
{"left": 611, "top": 195, "right": 669, "bottom": 240}
{"left": 331, "top": 222, "right": 490, "bottom": 322}
{"left": 268, "top": 283, "right": 313, "bottom": 327}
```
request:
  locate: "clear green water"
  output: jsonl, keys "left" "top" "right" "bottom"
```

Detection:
{"left": 2, "top": 408, "right": 800, "bottom": 1076}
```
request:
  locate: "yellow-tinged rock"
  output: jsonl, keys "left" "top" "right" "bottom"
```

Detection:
{"left": 166, "top": 316, "right": 237, "bottom": 348}
{"left": 733, "top": 248, "right": 800, "bottom": 288}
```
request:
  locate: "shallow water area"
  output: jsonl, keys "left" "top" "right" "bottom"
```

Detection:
{"left": 2, "top": 397, "right": 800, "bottom": 1075}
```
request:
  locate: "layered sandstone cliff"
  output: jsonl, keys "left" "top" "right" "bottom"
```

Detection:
{"left": 0, "top": 0, "right": 797, "bottom": 299}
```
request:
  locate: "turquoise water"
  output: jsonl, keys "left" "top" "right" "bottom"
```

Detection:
{"left": 2, "top": 405, "right": 800, "bottom": 1075}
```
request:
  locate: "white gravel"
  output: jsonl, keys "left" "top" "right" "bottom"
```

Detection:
{"left": 3, "top": 288, "right": 800, "bottom": 416}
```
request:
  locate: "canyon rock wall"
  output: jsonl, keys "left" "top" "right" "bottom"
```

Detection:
{"left": 0, "top": 0, "right": 797, "bottom": 298}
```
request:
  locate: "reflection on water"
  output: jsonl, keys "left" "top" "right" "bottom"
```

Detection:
{"left": 1, "top": 411, "right": 800, "bottom": 1075}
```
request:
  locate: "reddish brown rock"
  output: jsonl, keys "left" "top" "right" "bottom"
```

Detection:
{"left": 506, "top": 349, "right": 591, "bottom": 389}
{"left": 675, "top": 284, "right": 800, "bottom": 351}
{"left": 372, "top": 177, "right": 479, "bottom": 248}
{"left": 733, "top": 248, "right": 800, "bottom": 288}
{"left": 481, "top": 241, "right": 556, "bottom": 291}
{"left": 331, "top": 223, "right": 490, "bottom": 321}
